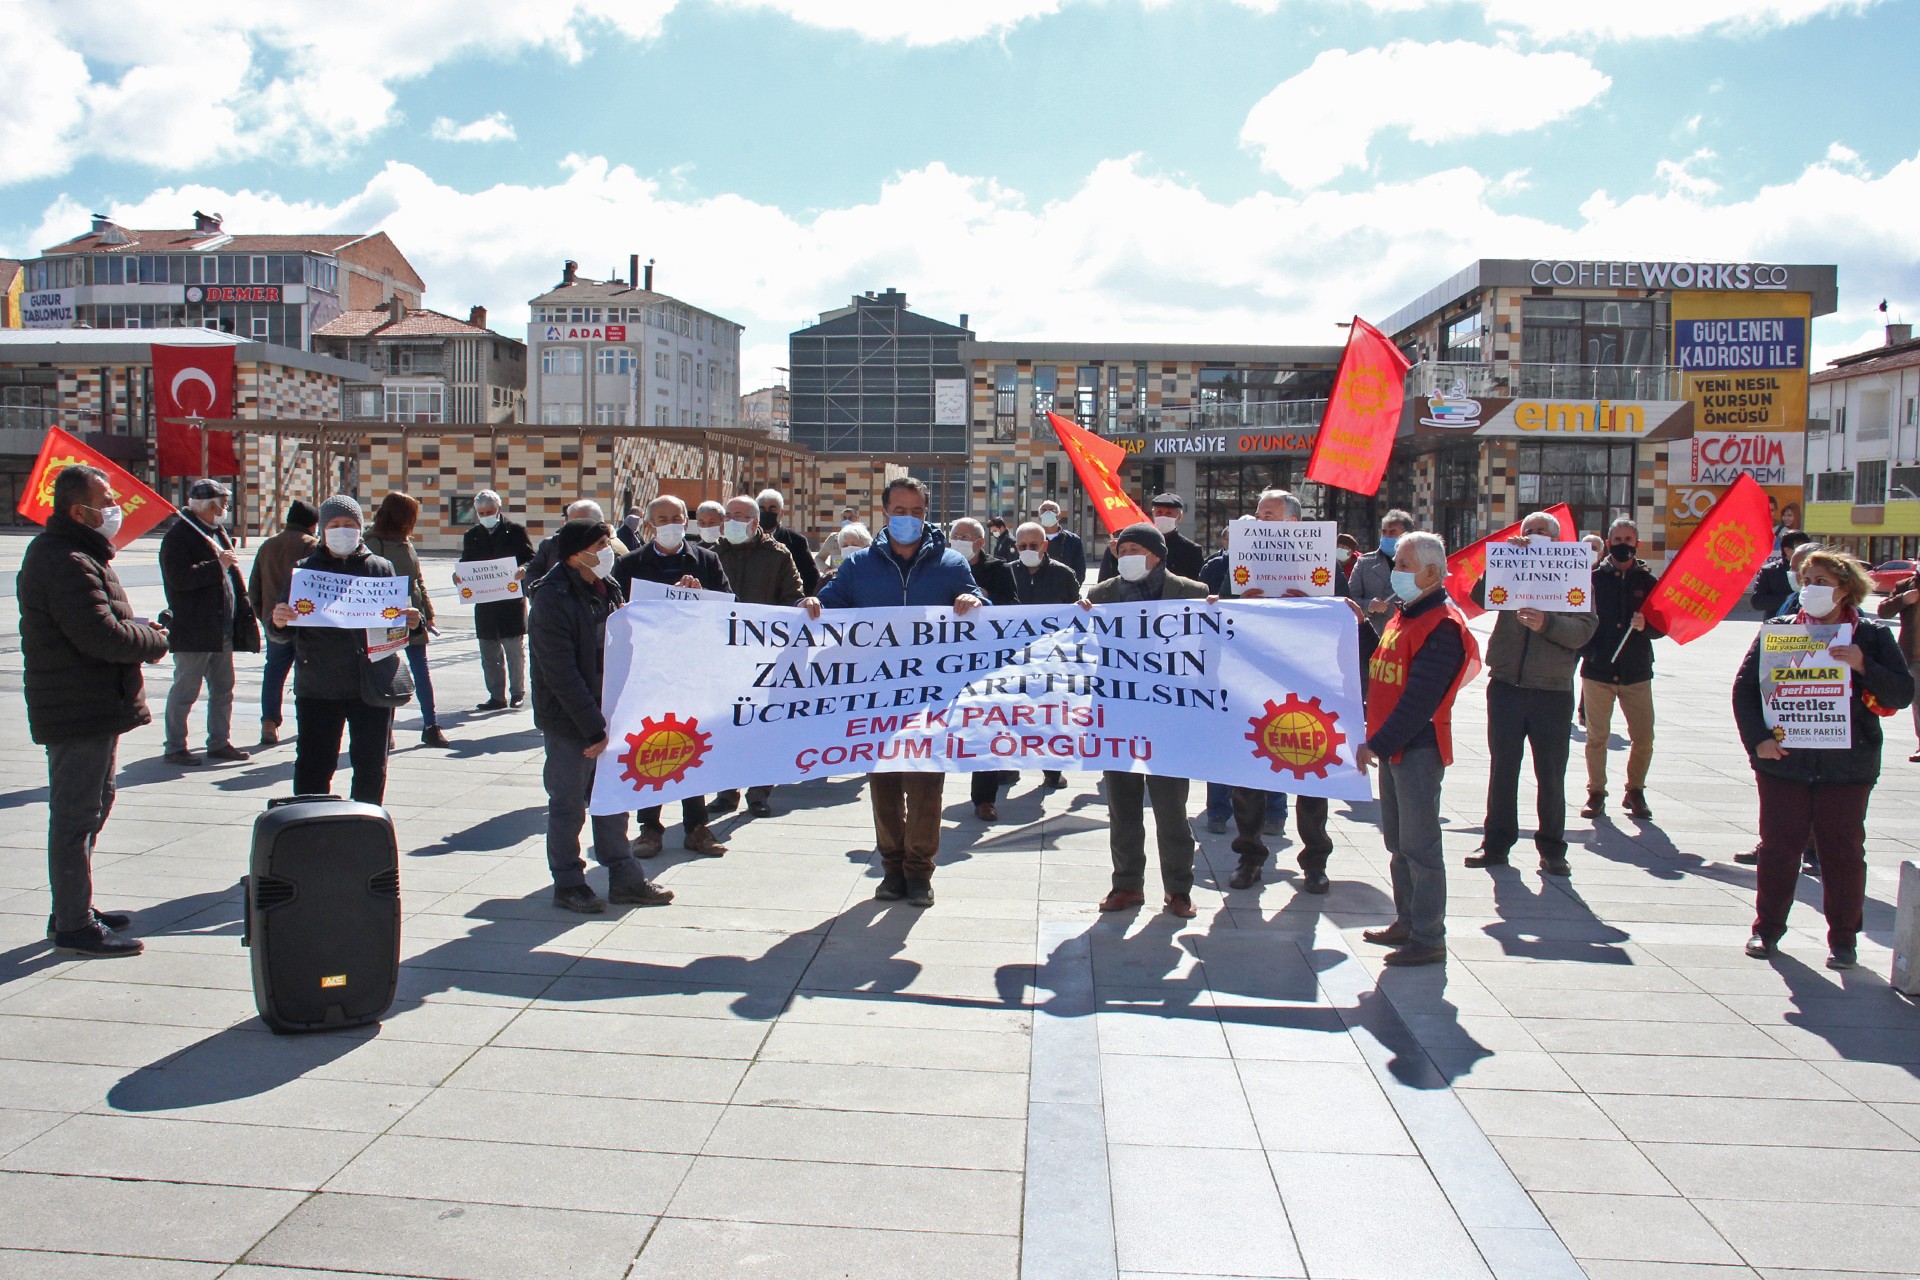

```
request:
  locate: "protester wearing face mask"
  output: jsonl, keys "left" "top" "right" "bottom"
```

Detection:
{"left": 1579, "top": 518, "right": 1662, "bottom": 820}
{"left": 693, "top": 500, "right": 727, "bottom": 547}
{"left": 157, "top": 478, "right": 260, "bottom": 767}
{"left": 615, "top": 509, "right": 645, "bottom": 552}
{"left": 20, "top": 465, "right": 171, "bottom": 958}
{"left": 1735, "top": 535, "right": 1828, "bottom": 875}
{"left": 1002, "top": 519, "right": 1082, "bottom": 792}
{"left": 462, "top": 489, "right": 536, "bottom": 711}
{"left": 1468, "top": 510, "right": 1598, "bottom": 877}
{"left": 989, "top": 516, "right": 1015, "bottom": 562}
{"left": 248, "top": 500, "right": 319, "bottom": 747}
{"left": 1334, "top": 531, "right": 1360, "bottom": 596}
{"left": 1750, "top": 529, "right": 1811, "bottom": 618}
{"left": 712, "top": 494, "right": 806, "bottom": 819}
{"left": 948, "top": 517, "right": 1021, "bottom": 821}
{"left": 1355, "top": 530, "right": 1480, "bottom": 967}
{"left": 815, "top": 506, "right": 862, "bottom": 574}
{"left": 1097, "top": 492, "right": 1203, "bottom": 581}
{"left": 1080, "top": 522, "right": 1214, "bottom": 919}
{"left": 1735, "top": 550, "right": 1912, "bottom": 969}
{"left": 270, "top": 496, "right": 417, "bottom": 805}
{"left": 525, "top": 499, "right": 607, "bottom": 595}
{"left": 1036, "top": 499, "right": 1087, "bottom": 582}
{"left": 1581, "top": 533, "right": 1605, "bottom": 567}
{"left": 757, "top": 488, "right": 820, "bottom": 597}
{"left": 363, "top": 491, "right": 448, "bottom": 748}
{"left": 1350, "top": 510, "right": 1414, "bottom": 636}
{"left": 528, "top": 519, "right": 675, "bottom": 915}
{"left": 822, "top": 523, "right": 872, "bottom": 581}
{"left": 803, "top": 477, "right": 986, "bottom": 907}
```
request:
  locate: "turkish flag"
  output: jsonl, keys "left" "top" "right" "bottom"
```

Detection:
{"left": 1444, "top": 502, "right": 1576, "bottom": 619}
{"left": 1642, "top": 474, "right": 1772, "bottom": 644}
{"left": 17, "top": 427, "right": 175, "bottom": 548}
{"left": 152, "top": 345, "right": 239, "bottom": 478}
{"left": 1304, "top": 317, "right": 1411, "bottom": 496}
{"left": 1046, "top": 411, "right": 1149, "bottom": 535}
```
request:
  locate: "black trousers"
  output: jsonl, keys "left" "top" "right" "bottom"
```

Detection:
{"left": 1232, "top": 788, "right": 1332, "bottom": 871}
{"left": 971, "top": 770, "right": 1017, "bottom": 805}
{"left": 1484, "top": 680, "right": 1573, "bottom": 860}
{"left": 293, "top": 697, "right": 394, "bottom": 805}
{"left": 639, "top": 795, "right": 710, "bottom": 830}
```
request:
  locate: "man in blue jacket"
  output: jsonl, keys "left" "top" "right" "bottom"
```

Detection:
{"left": 804, "top": 477, "right": 985, "bottom": 908}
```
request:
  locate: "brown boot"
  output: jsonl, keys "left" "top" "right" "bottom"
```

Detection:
{"left": 1580, "top": 791, "right": 1605, "bottom": 818}
{"left": 1362, "top": 921, "right": 1411, "bottom": 946}
{"left": 1623, "top": 788, "right": 1653, "bottom": 819}
{"left": 683, "top": 826, "right": 727, "bottom": 857}
{"left": 258, "top": 720, "right": 279, "bottom": 746}
{"left": 629, "top": 825, "right": 666, "bottom": 858}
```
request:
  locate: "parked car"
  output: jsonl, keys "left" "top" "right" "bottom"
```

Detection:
{"left": 1868, "top": 560, "right": 1916, "bottom": 594}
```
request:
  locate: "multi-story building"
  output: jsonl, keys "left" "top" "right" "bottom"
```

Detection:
{"left": 315, "top": 299, "right": 526, "bottom": 426}
{"left": 0, "top": 260, "right": 22, "bottom": 328}
{"left": 788, "top": 289, "right": 974, "bottom": 528}
{"left": 526, "top": 259, "right": 741, "bottom": 431}
{"left": 740, "top": 384, "right": 790, "bottom": 439}
{"left": 1805, "top": 323, "right": 1920, "bottom": 562}
{"left": 18, "top": 212, "right": 423, "bottom": 351}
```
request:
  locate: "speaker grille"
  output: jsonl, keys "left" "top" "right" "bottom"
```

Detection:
{"left": 252, "top": 875, "right": 296, "bottom": 911}
{"left": 368, "top": 868, "right": 400, "bottom": 897}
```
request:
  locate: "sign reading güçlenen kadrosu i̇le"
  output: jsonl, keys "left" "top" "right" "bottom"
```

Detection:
{"left": 1527, "top": 260, "right": 1794, "bottom": 291}
{"left": 1482, "top": 542, "right": 1595, "bottom": 613}
{"left": 1675, "top": 317, "right": 1806, "bottom": 371}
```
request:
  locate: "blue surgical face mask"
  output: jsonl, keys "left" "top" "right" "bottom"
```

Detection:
{"left": 887, "top": 514, "right": 925, "bottom": 544}
{"left": 1390, "top": 569, "right": 1424, "bottom": 602}
{"left": 1377, "top": 535, "right": 1399, "bottom": 558}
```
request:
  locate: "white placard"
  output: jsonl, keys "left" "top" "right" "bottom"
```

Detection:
{"left": 626, "top": 579, "right": 735, "bottom": 604}
{"left": 286, "top": 568, "right": 410, "bottom": 628}
{"left": 1483, "top": 542, "right": 1595, "bottom": 612}
{"left": 1229, "top": 520, "right": 1337, "bottom": 597}
{"left": 366, "top": 624, "right": 409, "bottom": 659}
{"left": 452, "top": 557, "right": 522, "bottom": 605}
{"left": 1760, "top": 623, "right": 1852, "bottom": 749}
{"left": 934, "top": 378, "right": 968, "bottom": 426}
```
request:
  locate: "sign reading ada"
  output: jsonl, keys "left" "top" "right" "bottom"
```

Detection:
{"left": 286, "top": 568, "right": 410, "bottom": 628}
{"left": 1760, "top": 623, "right": 1852, "bottom": 749}
{"left": 541, "top": 324, "right": 627, "bottom": 342}
{"left": 1483, "top": 542, "right": 1594, "bottom": 612}
{"left": 1228, "top": 520, "right": 1336, "bottom": 596}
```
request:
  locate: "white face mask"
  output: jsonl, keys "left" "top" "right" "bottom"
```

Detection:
{"left": 477, "top": 513, "right": 500, "bottom": 529}
{"left": 1798, "top": 584, "right": 1839, "bottom": 617}
{"left": 1526, "top": 533, "right": 1552, "bottom": 547}
{"left": 95, "top": 505, "right": 124, "bottom": 539}
{"left": 591, "top": 546, "right": 617, "bottom": 579}
{"left": 1038, "top": 510, "right": 1059, "bottom": 529}
{"left": 723, "top": 519, "right": 752, "bottom": 544}
{"left": 654, "top": 523, "right": 686, "bottom": 551}
{"left": 696, "top": 523, "right": 722, "bottom": 544}
{"left": 1337, "top": 547, "right": 1352, "bottom": 564}
{"left": 1117, "top": 554, "right": 1151, "bottom": 582}
{"left": 324, "top": 527, "right": 361, "bottom": 555}
{"left": 1153, "top": 514, "right": 1178, "bottom": 534}
{"left": 196, "top": 503, "right": 228, "bottom": 526}
{"left": 1018, "top": 549, "right": 1043, "bottom": 569}
{"left": 951, "top": 538, "right": 978, "bottom": 561}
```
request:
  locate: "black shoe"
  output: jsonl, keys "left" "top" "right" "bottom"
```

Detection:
{"left": 1206, "top": 816, "right": 1228, "bottom": 834}
{"left": 1228, "top": 860, "right": 1262, "bottom": 890}
{"left": 1826, "top": 947, "right": 1858, "bottom": 971}
{"left": 421, "top": 727, "right": 450, "bottom": 747}
{"left": 710, "top": 790, "right": 741, "bottom": 814}
{"left": 906, "top": 878, "right": 935, "bottom": 908}
{"left": 552, "top": 885, "right": 606, "bottom": 914}
{"left": 1539, "top": 855, "right": 1572, "bottom": 877}
{"left": 874, "top": 870, "right": 908, "bottom": 901}
{"left": 1043, "top": 772, "right": 1068, "bottom": 789}
{"left": 748, "top": 798, "right": 774, "bottom": 818}
{"left": 1745, "top": 933, "right": 1777, "bottom": 959}
{"left": 45, "top": 908, "right": 134, "bottom": 938}
{"left": 1300, "top": 869, "right": 1331, "bottom": 894}
{"left": 608, "top": 877, "right": 674, "bottom": 907}
{"left": 1733, "top": 850, "right": 1760, "bottom": 865}
{"left": 1580, "top": 791, "right": 1605, "bottom": 819}
{"left": 207, "top": 745, "right": 251, "bottom": 762}
{"left": 475, "top": 699, "right": 507, "bottom": 711}
{"left": 510, "top": 693, "right": 526, "bottom": 708}
{"left": 1464, "top": 849, "right": 1508, "bottom": 869}
{"left": 52, "top": 922, "right": 143, "bottom": 958}
{"left": 162, "top": 750, "right": 204, "bottom": 767}
{"left": 1383, "top": 943, "right": 1446, "bottom": 967}
{"left": 1622, "top": 788, "right": 1653, "bottom": 819}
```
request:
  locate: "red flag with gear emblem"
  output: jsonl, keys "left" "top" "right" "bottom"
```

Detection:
{"left": 1640, "top": 474, "right": 1772, "bottom": 643}
{"left": 1046, "top": 411, "right": 1149, "bottom": 535}
{"left": 1304, "top": 317, "right": 1411, "bottom": 496}
{"left": 1444, "top": 502, "right": 1576, "bottom": 620}
{"left": 17, "top": 427, "right": 174, "bottom": 548}
{"left": 152, "top": 344, "right": 239, "bottom": 477}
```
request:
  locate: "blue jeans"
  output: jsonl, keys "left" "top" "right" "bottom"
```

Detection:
{"left": 405, "top": 642, "right": 437, "bottom": 729}
{"left": 260, "top": 639, "right": 295, "bottom": 726}
{"left": 1206, "top": 782, "right": 1285, "bottom": 825}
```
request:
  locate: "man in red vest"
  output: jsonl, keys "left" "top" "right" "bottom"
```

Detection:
{"left": 1356, "top": 530, "right": 1480, "bottom": 967}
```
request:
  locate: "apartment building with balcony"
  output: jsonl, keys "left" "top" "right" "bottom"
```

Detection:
{"left": 314, "top": 299, "right": 525, "bottom": 425}
{"left": 740, "top": 384, "right": 791, "bottom": 440}
{"left": 1806, "top": 324, "right": 1920, "bottom": 561}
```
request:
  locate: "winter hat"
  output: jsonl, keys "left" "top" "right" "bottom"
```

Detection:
{"left": 1113, "top": 521, "right": 1167, "bottom": 560}
{"left": 552, "top": 518, "right": 612, "bottom": 563}
{"left": 286, "top": 500, "right": 320, "bottom": 530}
{"left": 317, "top": 494, "right": 363, "bottom": 528}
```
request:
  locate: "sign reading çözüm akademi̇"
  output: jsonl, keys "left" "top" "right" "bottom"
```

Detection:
{"left": 1669, "top": 432, "right": 1805, "bottom": 487}
{"left": 589, "top": 598, "right": 1371, "bottom": 812}
{"left": 1482, "top": 542, "right": 1595, "bottom": 613}
{"left": 1527, "top": 261, "right": 1793, "bottom": 291}
{"left": 1676, "top": 318, "right": 1806, "bottom": 371}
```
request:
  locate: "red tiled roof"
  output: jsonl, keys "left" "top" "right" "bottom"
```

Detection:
{"left": 314, "top": 307, "right": 514, "bottom": 341}
{"left": 43, "top": 229, "right": 374, "bottom": 255}
{"left": 1812, "top": 338, "right": 1920, "bottom": 384}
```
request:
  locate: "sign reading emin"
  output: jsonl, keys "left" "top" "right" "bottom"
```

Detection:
{"left": 1527, "top": 261, "right": 1793, "bottom": 291}
{"left": 1475, "top": 399, "right": 1692, "bottom": 439}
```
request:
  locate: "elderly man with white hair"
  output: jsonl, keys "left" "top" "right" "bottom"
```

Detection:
{"left": 157, "top": 478, "right": 260, "bottom": 766}
{"left": 714, "top": 493, "right": 807, "bottom": 818}
{"left": 1356, "top": 529, "right": 1479, "bottom": 967}
{"left": 757, "top": 487, "right": 820, "bottom": 597}
{"left": 1469, "top": 509, "right": 1598, "bottom": 877}
{"left": 527, "top": 499, "right": 608, "bottom": 591}
{"left": 462, "top": 488, "right": 536, "bottom": 711}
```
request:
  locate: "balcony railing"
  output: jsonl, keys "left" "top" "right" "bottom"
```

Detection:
{"left": 1410, "top": 361, "right": 1684, "bottom": 401}
{"left": 1120, "top": 399, "right": 1329, "bottom": 434}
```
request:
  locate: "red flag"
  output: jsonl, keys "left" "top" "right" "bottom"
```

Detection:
{"left": 1444, "top": 502, "right": 1576, "bottom": 619}
{"left": 17, "top": 427, "right": 175, "bottom": 548}
{"left": 153, "top": 344, "right": 239, "bottom": 477}
{"left": 1642, "top": 474, "right": 1772, "bottom": 644}
{"left": 1304, "top": 317, "right": 1411, "bottom": 496}
{"left": 1046, "top": 411, "right": 1149, "bottom": 535}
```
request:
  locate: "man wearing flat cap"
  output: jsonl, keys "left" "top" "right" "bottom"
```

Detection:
{"left": 1098, "top": 492, "right": 1204, "bottom": 582}
{"left": 159, "top": 478, "right": 259, "bottom": 766}
{"left": 1082, "top": 522, "right": 1214, "bottom": 920}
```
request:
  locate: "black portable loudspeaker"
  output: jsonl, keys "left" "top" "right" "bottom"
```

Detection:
{"left": 242, "top": 794, "right": 401, "bottom": 1033}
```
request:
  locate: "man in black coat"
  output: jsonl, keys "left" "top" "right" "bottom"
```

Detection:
{"left": 158, "top": 478, "right": 259, "bottom": 765}
{"left": 1097, "top": 492, "right": 1204, "bottom": 582}
{"left": 529, "top": 519, "right": 673, "bottom": 914}
{"left": 1580, "top": 518, "right": 1663, "bottom": 821}
{"left": 19, "top": 465, "right": 170, "bottom": 957}
{"left": 461, "top": 489, "right": 536, "bottom": 710}
{"left": 757, "top": 488, "right": 821, "bottom": 597}
{"left": 1037, "top": 499, "right": 1086, "bottom": 582}
{"left": 614, "top": 495, "right": 731, "bottom": 858}
{"left": 1751, "top": 530, "right": 1811, "bottom": 617}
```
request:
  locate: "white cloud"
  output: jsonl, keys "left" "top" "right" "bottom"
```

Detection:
{"left": 718, "top": 0, "right": 1065, "bottom": 44}
{"left": 1654, "top": 148, "right": 1720, "bottom": 198}
{"left": 1241, "top": 41, "right": 1610, "bottom": 188}
{"left": 1224, "top": 0, "right": 1880, "bottom": 40}
{"left": 432, "top": 113, "right": 518, "bottom": 144}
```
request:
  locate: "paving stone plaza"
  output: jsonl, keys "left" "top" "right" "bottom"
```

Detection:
{"left": 3, "top": 539, "right": 1919, "bottom": 1280}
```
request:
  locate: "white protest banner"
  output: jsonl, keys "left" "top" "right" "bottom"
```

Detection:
{"left": 591, "top": 597, "right": 1368, "bottom": 814}
{"left": 1229, "top": 520, "right": 1337, "bottom": 596}
{"left": 626, "top": 579, "right": 735, "bottom": 604}
{"left": 286, "top": 568, "right": 410, "bottom": 628}
{"left": 1760, "top": 622, "right": 1852, "bottom": 749}
{"left": 452, "top": 557, "right": 521, "bottom": 605}
{"left": 1483, "top": 542, "right": 1594, "bottom": 612}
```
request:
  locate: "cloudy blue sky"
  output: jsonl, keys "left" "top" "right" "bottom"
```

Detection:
{"left": 2, "top": 0, "right": 1914, "bottom": 385}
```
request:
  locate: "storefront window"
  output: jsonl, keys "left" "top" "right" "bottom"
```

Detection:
{"left": 1515, "top": 442, "right": 1636, "bottom": 539}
